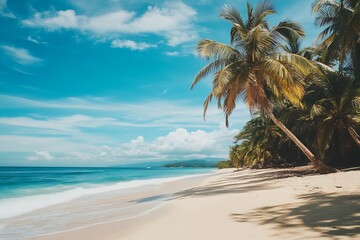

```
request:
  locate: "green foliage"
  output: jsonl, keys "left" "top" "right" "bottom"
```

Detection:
{"left": 230, "top": 69, "right": 360, "bottom": 168}
{"left": 193, "top": 0, "right": 360, "bottom": 169}
{"left": 192, "top": 0, "right": 312, "bottom": 124}
{"left": 229, "top": 113, "right": 308, "bottom": 168}
{"left": 216, "top": 160, "right": 233, "bottom": 169}
{"left": 313, "top": 0, "right": 360, "bottom": 81}
{"left": 307, "top": 71, "right": 360, "bottom": 165}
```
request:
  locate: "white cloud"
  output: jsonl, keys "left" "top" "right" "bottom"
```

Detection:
{"left": 25, "top": 10, "right": 79, "bottom": 29}
{"left": 22, "top": 2, "right": 198, "bottom": 46}
{"left": 88, "top": 126, "right": 238, "bottom": 161}
{"left": 154, "top": 127, "right": 236, "bottom": 155}
{"left": 111, "top": 39, "right": 156, "bottom": 50}
{"left": 28, "top": 150, "right": 54, "bottom": 161}
{"left": 0, "top": 95, "right": 250, "bottom": 164}
{"left": 0, "top": 125, "right": 237, "bottom": 165}
{"left": 1, "top": 46, "right": 42, "bottom": 65}
{"left": 0, "top": 0, "right": 15, "bottom": 18}
{"left": 164, "top": 51, "right": 180, "bottom": 56}
{"left": 5, "top": 126, "right": 237, "bottom": 163}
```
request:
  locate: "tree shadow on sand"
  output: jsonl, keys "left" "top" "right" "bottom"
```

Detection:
{"left": 231, "top": 193, "right": 360, "bottom": 238}
{"left": 173, "top": 167, "right": 316, "bottom": 198}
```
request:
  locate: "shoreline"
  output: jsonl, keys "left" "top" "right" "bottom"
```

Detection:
{"left": 34, "top": 171, "right": 220, "bottom": 240}
{"left": 4, "top": 167, "right": 359, "bottom": 240}
{"left": 1, "top": 169, "right": 221, "bottom": 240}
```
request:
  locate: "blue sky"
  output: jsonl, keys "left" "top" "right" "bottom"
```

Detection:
{"left": 0, "top": 0, "right": 319, "bottom": 166}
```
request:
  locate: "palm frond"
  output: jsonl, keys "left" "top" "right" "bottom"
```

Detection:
{"left": 245, "top": 26, "right": 278, "bottom": 59}
{"left": 246, "top": 2, "right": 255, "bottom": 29}
{"left": 253, "top": 0, "right": 276, "bottom": 25}
{"left": 271, "top": 21, "right": 305, "bottom": 41}
{"left": 191, "top": 59, "right": 229, "bottom": 89}
{"left": 279, "top": 53, "right": 322, "bottom": 76}
{"left": 220, "top": 5, "right": 246, "bottom": 32}
{"left": 203, "top": 93, "right": 213, "bottom": 120}
{"left": 313, "top": 0, "right": 339, "bottom": 13}
{"left": 212, "top": 60, "right": 245, "bottom": 97}
{"left": 195, "top": 39, "right": 241, "bottom": 61}
{"left": 310, "top": 104, "right": 326, "bottom": 118}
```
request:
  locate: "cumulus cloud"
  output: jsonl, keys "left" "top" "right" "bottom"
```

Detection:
{"left": 1, "top": 46, "right": 42, "bottom": 65}
{"left": 111, "top": 39, "right": 157, "bottom": 50}
{"left": 28, "top": 150, "right": 54, "bottom": 161}
{"left": 0, "top": 95, "right": 250, "bottom": 164}
{"left": 89, "top": 126, "right": 238, "bottom": 161}
{"left": 1, "top": 126, "right": 238, "bottom": 163}
{"left": 22, "top": 2, "right": 198, "bottom": 46}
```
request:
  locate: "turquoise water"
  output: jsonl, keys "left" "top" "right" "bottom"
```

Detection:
{"left": 0, "top": 166, "right": 214, "bottom": 220}
{"left": 0, "top": 167, "right": 213, "bottom": 198}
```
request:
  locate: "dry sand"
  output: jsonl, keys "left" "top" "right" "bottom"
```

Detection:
{"left": 33, "top": 167, "right": 360, "bottom": 240}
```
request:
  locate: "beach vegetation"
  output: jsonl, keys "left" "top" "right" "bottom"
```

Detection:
{"left": 216, "top": 160, "right": 233, "bottom": 169}
{"left": 192, "top": 0, "right": 360, "bottom": 172}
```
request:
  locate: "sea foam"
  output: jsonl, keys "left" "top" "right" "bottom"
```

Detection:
{"left": 0, "top": 174, "right": 207, "bottom": 220}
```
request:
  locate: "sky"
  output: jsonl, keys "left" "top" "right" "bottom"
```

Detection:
{"left": 0, "top": 0, "right": 319, "bottom": 166}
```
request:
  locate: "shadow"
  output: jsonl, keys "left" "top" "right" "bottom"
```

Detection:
{"left": 231, "top": 193, "right": 360, "bottom": 238}
{"left": 174, "top": 167, "right": 317, "bottom": 198}
{"left": 174, "top": 181, "right": 271, "bottom": 198}
{"left": 130, "top": 194, "right": 171, "bottom": 203}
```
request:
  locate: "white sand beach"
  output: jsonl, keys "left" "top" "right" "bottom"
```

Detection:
{"left": 29, "top": 167, "right": 360, "bottom": 240}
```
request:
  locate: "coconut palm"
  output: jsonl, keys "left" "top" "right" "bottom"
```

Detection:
{"left": 233, "top": 115, "right": 285, "bottom": 167}
{"left": 192, "top": 1, "right": 336, "bottom": 173}
{"left": 313, "top": 0, "right": 360, "bottom": 78}
{"left": 229, "top": 144, "right": 242, "bottom": 168}
{"left": 310, "top": 71, "right": 360, "bottom": 162}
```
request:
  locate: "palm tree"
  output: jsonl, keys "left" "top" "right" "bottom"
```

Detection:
{"left": 313, "top": 0, "right": 360, "bottom": 79}
{"left": 309, "top": 71, "right": 360, "bottom": 163}
{"left": 229, "top": 144, "right": 242, "bottom": 168}
{"left": 232, "top": 115, "right": 285, "bottom": 167}
{"left": 191, "top": 1, "right": 336, "bottom": 173}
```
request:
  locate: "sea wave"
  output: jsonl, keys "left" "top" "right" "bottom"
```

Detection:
{"left": 0, "top": 173, "right": 209, "bottom": 220}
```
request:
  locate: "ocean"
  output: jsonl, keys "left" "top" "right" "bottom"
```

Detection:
{"left": 0, "top": 166, "right": 214, "bottom": 239}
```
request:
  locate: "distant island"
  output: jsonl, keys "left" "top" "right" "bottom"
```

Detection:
{"left": 111, "top": 158, "right": 223, "bottom": 169}
{"left": 163, "top": 160, "right": 218, "bottom": 168}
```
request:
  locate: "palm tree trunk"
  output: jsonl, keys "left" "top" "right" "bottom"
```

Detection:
{"left": 348, "top": 127, "right": 360, "bottom": 147}
{"left": 264, "top": 108, "right": 337, "bottom": 174}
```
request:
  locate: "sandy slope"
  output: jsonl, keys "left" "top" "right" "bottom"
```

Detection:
{"left": 123, "top": 168, "right": 360, "bottom": 240}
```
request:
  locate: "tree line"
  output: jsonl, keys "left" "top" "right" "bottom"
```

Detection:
{"left": 192, "top": 0, "right": 360, "bottom": 173}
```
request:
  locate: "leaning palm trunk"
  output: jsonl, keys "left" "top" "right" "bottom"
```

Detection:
{"left": 192, "top": 2, "right": 339, "bottom": 174}
{"left": 264, "top": 108, "right": 337, "bottom": 173}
